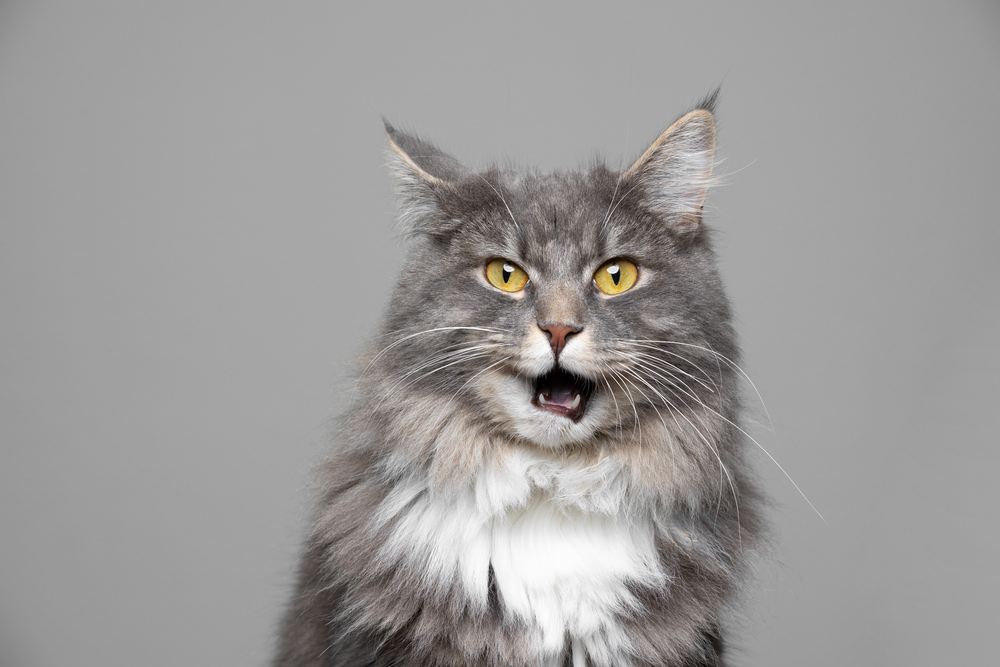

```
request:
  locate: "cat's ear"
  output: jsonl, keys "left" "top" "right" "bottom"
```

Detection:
{"left": 623, "top": 97, "right": 718, "bottom": 232}
{"left": 383, "top": 120, "right": 465, "bottom": 236}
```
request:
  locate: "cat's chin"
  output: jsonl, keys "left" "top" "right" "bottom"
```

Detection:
{"left": 476, "top": 369, "right": 609, "bottom": 449}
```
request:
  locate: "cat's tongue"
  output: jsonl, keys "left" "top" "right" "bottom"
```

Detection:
{"left": 532, "top": 367, "right": 590, "bottom": 421}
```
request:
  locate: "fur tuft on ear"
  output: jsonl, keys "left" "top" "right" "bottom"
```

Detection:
{"left": 383, "top": 120, "right": 466, "bottom": 237}
{"left": 623, "top": 96, "right": 719, "bottom": 231}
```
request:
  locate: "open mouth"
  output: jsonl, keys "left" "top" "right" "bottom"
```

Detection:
{"left": 531, "top": 366, "right": 594, "bottom": 422}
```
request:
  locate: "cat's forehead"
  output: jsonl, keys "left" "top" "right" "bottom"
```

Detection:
{"left": 496, "top": 170, "right": 611, "bottom": 271}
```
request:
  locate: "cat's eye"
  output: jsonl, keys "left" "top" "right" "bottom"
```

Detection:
{"left": 593, "top": 258, "right": 638, "bottom": 295}
{"left": 485, "top": 258, "right": 529, "bottom": 293}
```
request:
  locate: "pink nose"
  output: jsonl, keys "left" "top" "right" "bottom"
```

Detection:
{"left": 538, "top": 322, "right": 582, "bottom": 356}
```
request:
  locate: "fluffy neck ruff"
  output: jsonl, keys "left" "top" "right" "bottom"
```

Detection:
{"left": 317, "top": 393, "right": 754, "bottom": 665}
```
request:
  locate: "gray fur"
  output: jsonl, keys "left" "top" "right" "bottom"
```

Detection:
{"left": 275, "top": 98, "right": 763, "bottom": 666}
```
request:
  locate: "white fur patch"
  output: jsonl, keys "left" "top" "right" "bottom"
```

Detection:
{"left": 376, "top": 447, "right": 666, "bottom": 666}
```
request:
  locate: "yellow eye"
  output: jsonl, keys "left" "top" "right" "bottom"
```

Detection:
{"left": 485, "top": 258, "right": 529, "bottom": 293}
{"left": 593, "top": 258, "right": 638, "bottom": 295}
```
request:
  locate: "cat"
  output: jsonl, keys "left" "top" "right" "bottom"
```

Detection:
{"left": 274, "top": 92, "right": 763, "bottom": 667}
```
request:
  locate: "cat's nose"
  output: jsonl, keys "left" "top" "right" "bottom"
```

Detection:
{"left": 538, "top": 322, "right": 582, "bottom": 357}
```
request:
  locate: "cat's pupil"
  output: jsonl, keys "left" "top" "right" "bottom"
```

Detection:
{"left": 502, "top": 263, "right": 514, "bottom": 283}
{"left": 608, "top": 264, "right": 621, "bottom": 285}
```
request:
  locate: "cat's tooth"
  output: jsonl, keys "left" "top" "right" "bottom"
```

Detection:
{"left": 569, "top": 393, "right": 581, "bottom": 409}
{"left": 538, "top": 394, "right": 550, "bottom": 405}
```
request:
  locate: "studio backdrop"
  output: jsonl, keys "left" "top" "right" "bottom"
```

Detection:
{"left": 1, "top": 2, "right": 998, "bottom": 666}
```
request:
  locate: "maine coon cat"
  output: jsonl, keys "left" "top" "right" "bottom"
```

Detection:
{"left": 275, "top": 93, "right": 763, "bottom": 666}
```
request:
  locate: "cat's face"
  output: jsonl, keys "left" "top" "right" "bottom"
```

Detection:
{"left": 377, "top": 107, "right": 735, "bottom": 449}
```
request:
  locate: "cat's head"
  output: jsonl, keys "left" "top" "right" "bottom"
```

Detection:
{"left": 374, "top": 97, "right": 737, "bottom": 450}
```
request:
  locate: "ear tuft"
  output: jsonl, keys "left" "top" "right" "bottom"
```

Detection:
{"left": 623, "top": 100, "right": 719, "bottom": 231}
{"left": 694, "top": 86, "right": 721, "bottom": 115}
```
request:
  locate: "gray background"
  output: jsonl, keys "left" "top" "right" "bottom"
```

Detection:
{"left": 2, "top": 1, "right": 998, "bottom": 665}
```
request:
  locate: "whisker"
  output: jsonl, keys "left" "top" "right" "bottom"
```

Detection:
{"left": 673, "top": 381, "right": 824, "bottom": 523}
{"left": 623, "top": 354, "right": 709, "bottom": 409}
{"left": 629, "top": 353, "right": 823, "bottom": 522}
{"left": 619, "top": 339, "right": 722, "bottom": 389}
{"left": 365, "top": 326, "right": 505, "bottom": 373}
{"left": 597, "top": 364, "right": 624, "bottom": 439}
{"left": 371, "top": 344, "right": 506, "bottom": 410}
{"left": 620, "top": 364, "right": 741, "bottom": 543}
{"left": 622, "top": 339, "right": 773, "bottom": 430}
{"left": 601, "top": 180, "right": 643, "bottom": 232}
{"left": 472, "top": 172, "right": 521, "bottom": 233}
{"left": 374, "top": 323, "right": 503, "bottom": 340}
{"left": 615, "top": 366, "right": 680, "bottom": 488}
{"left": 607, "top": 367, "right": 642, "bottom": 448}
{"left": 599, "top": 158, "right": 625, "bottom": 234}
{"left": 384, "top": 351, "right": 495, "bottom": 402}
{"left": 447, "top": 355, "right": 513, "bottom": 405}
{"left": 618, "top": 343, "right": 721, "bottom": 391}
{"left": 618, "top": 349, "right": 717, "bottom": 394}
{"left": 399, "top": 344, "right": 505, "bottom": 382}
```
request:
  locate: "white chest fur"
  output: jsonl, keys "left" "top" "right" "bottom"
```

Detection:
{"left": 375, "top": 448, "right": 665, "bottom": 665}
{"left": 488, "top": 495, "right": 663, "bottom": 664}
